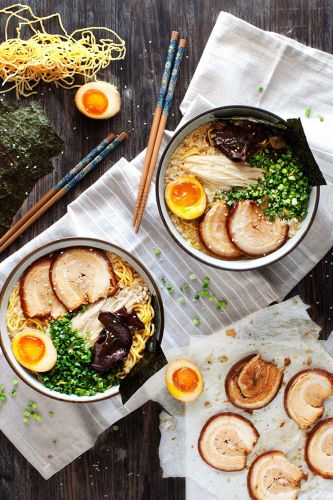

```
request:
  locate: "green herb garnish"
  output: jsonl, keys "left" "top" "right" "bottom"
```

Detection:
{"left": 11, "top": 390, "right": 16, "bottom": 397}
{"left": 216, "top": 148, "right": 311, "bottom": 220}
{"left": 189, "top": 274, "right": 196, "bottom": 281}
{"left": 38, "top": 316, "right": 119, "bottom": 396}
{"left": 166, "top": 283, "right": 174, "bottom": 294}
{"left": 216, "top": 299, "right": 228, "bottom": 310}
{"left": 192, "top": 317, "right": 201, "bottom": 326}
{"left": 180, "top": 283, "right": 190, "bottom": 292}
{"left": 257, "top": 85, "right": 264, "bottom": 93}
{"left": 202, "top": 277, "right": 210, "bottom": 289}
{"left": 177, "top": 296, "right": 185, "bottom": 305}
{"left": 153, "top": 247, "right": 161, "bottom": 256}
{"left": 28, "top": 401, "right": 37, "bottom": 409}
{"left": 48, "top": 411, "right": 55, "bottom": 417}
{"left": 161, "top": 276, "right": 166, "bottom": 284}
{"left": 317, "top": 114, "right": 324, "bottom": 122}
{"left": 304, "top": 106, "right": 311, "bottom": 118}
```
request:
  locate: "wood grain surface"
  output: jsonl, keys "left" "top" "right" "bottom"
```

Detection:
{"left": 0, "top": 1, "right": 332, "bottom": 499}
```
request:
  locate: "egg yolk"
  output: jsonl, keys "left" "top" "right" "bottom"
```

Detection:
{"left": 82, "top": 89, "right": 108, "bottom": 116}
{"left": 172, "top": 367, "right": 199, "bottom": 392}
{"left": 171, "top": 181, "right": 202, "bottom": 207}
{"left": 17, "top": 335, "right": 45, "bottom": 364}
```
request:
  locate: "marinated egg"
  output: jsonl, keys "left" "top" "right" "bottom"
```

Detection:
{"left": 165, "top": 358, "right": 204, "bottom": 402}
{"left": 165, "top": 176, "right": 206, "bottom": 219}
{"left": 75, "top": 81, "right": 121, "bottom": 119}
{"left": 11, "top": 328, "right": 57, "bottom": 372}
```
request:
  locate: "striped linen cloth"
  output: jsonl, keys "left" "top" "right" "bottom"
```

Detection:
{"left": 0, "top": 11, "right": 332, "bottom": 478}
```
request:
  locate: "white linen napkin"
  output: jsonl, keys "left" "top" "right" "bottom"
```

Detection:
{"left": 0, "top": 11, "right": 332, "bottom": 479}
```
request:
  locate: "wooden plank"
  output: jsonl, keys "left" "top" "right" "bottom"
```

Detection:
{"left": 0, "top": 1, "right": 332, "bottom": 499}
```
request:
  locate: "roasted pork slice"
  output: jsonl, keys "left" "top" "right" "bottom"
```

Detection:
{"left": 305, "top": 418, "right": 333, "bottom": 479}
{"left": 20, "top": 257, "right": 67, "bottom": 319}
{"left": 248, "top": 451, "right": 305, "bottom": 500}
{"left": 225, "top": 354, "right": 283, "bottom": 410}
{"left": 50, "top": 248, "right": 117, "bottom": 310}
{"left": 199, "top": 201, "right": 243, "bottom": 259}
{"left": 198, "top": 412, "right": 259, "bottom": 472}
{"left": 227, "top": 200, "right": 288, "bottom": 256}
{"left": 284, "top": 369, "right": 333, "bottom": 429}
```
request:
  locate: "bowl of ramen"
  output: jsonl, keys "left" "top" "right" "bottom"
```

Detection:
{"left": 156, "top": 106, "right": 321, "bottom": 271}
{"left": 0, "top": 238, "right": 164, "bottom": 402}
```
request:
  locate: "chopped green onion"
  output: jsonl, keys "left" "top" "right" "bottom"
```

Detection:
{"left": 153, "top": 247, "right": 161, "bottom": 256}
{"left": 166, "top": 283, "right": 174, "bottom": 294}
{"left": 112, "top": 425, "right": 119, "bottom": 431}
{"left": 48, "top": 411, "right": 55, "bottom": 417}
{"left": 52, "top": 439, "right": 58, "bottom": 445}
{"left": 47, "top": 299, "right": 53, "bottom": 305}
{"left": 189, "top": 274, "right": 196, "bottom": 280}
{"left": 304, "top": 106, "right": 311, "bottom": 118}
{"left": 198, "top": 289, "right": 210, "bottom": 298}
{"left": 11, "top": 390, "right": 16, "bottom": 397}
{"left": 23, "top": 411, "right": 31, "bottom": 423}
{"left": 12, "top": 379, "right": 19, "bottom": 386}
{"left": 180, "top": 283, "right": 190, "bottom": 292}
{"left": 161, "top": 276, "right": 166, "bottom": 284}
{"left": 216, "top": 299, "right": 228, "bottom": 310}
{"left": 209, "top": 295, "right": 217, "bottom": 303}
{"left": 28, "top": 401, "right": 37, "bottom": 409}
{"left": 178, "top": 296, "right": 185, "bottom": 305}
{"left": 194, "top": 292, "right": 200, "bottom": 300}
{"left": 31, "top": 411, "right": 42, "bottom": 422}
{"left": 192, "top": 317, "right": 201, "bottom": 326}
{"left": 257, "top": 85, "right": 264, "bottom": 93}
{"left": 317, "top": 114, "right": 324, "bottom": 122}
{"left": 202, "top": 277, "right": 210, "bottom": 289}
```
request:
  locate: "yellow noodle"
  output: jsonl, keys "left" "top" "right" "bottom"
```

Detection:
{"left": 6, "top": 286, "right": 47, "bottom": 336}
{"left": 0, "top": 4, "right": 126, "bottom": 98}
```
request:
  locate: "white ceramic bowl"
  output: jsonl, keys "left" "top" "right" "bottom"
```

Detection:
{"left": 0, "top": 238, "right": 164, "bottom": 402}
{"left": 156, "top": 106, "right": 319, "bottom": 271}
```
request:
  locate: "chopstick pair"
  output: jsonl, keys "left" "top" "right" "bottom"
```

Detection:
{"left": 0, "top": 131, "right": 128, "bottom": 253}
{"left": 132, "top": 32, "right": 186, "bottom": 232}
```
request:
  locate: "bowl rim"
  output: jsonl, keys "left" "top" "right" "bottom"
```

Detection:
{"left": 0, "top": 237, "right": 165, "bottom": 403}
{"left": 156, "top": 105, "right": 320, "bottom": 271}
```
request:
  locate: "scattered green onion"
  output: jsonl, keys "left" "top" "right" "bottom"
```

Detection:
{"left": 112, "top": 425, "right": 119, "bottom": 431}
{"left": 304, "top": 106, "right": 311, "bottom": 118}
{"left": 166, "top": 283, "right": 174, "bottom": 294}
{"left": 177, "top": 296, "right": 185, "bottom": 305}
{"left": 202, "top": 277, "right": 210, "bottom": 289}
{"left": 31, "top": 411, "right": 42, "bottom": 422}
{"left": 12, "top": 379, "right": 19, "bottom": 386}
{"left": 48, "top": 411, "right": 55, "bottom": 418}
{"left": 153, "top": 247, "right": 161, "bottom": 256}
{"left": 257, "top": 85, "right": 264, "bottom": 93}
{"left": 11, "top": 390, "right": 16, "bottom": 397}
{"left": 216, "top": 299, "right": 228, "bottom": 310}
{"left": 209, "top": 295, "right": 217, "bottom": 303}
{"left": 317, "top": 114, "right": 324, "bottom": 122}
{"left": 192, "top": 317, "right": 201, "bottom": 326}
{"left": 198, "top": 290, "right": 210, "bottom": 298}
{"left": 0, "top": 386, "right": 6, "bottom": 402}
{"left": 161, "top": 276, "right": 166, "bottom": 284}
{"left": 28, "top": 401, "right": 37, "bottom": 409}
{"left": 189, "top": 274, "right": 196, "bottom": 280}
{"left": 180, "top": 283, "right": 190, "bottom": 292}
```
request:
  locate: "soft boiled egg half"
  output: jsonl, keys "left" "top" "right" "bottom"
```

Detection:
{"left": 165, "top": 358, "right": 204, "bottom": 402}
{"left": 11, "top": 328, "right": 57, "bottom": 372}
{"left": 165, "top": 176, "right": 206, "bottom": 219}
{"left": 75, "top": 81, "right": 121, "bottom": 119}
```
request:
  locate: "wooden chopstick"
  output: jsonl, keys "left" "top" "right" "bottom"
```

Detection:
{"left": 132, "top": 30, "right": 179, "bottom": 226}
{"left": 0, "top": 132, "right": 116, "bottom": 249}
{"left": 134, "top": 39, "right": 186, "bottom": 233}
{"left": 0, "top": 132, "right": 127, "bottom": 253}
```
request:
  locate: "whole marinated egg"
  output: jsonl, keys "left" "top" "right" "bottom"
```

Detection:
{"left": 11, "top": 328, "right": 57, "bottom": 372}
{"left": 165, "top": 358, "right": 204, "bottom": 402}
{"left": 165, "top": 176, "right": 206, "bottom": 219}
{"left": 75, "top": 81, "right": 121, "bottom": 119}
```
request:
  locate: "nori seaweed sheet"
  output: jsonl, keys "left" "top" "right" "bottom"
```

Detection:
{"left": 0, "top": 98, "right": 64, "bottom": 236}
{"left": 286, "top": 118, "right": 326, "bottom": 186}
{"left": 119, "top": 294, "right": 167, "bottom": 404}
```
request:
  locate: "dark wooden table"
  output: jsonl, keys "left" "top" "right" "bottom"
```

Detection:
{"left": 0, "top": 1, "right": 332, "bottom": 499}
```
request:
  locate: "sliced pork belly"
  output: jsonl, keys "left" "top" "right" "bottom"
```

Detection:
{"left": 50, "top": 248, "right": 117, "bottom": 311}
{"left": 227, "top": 200, "right": 288, "bottom": 256}
{"left": 20, "top": 257, "right": 67, "bottom": 319}
{"left": 199, "top": 201, "right": 243, "bottom": 259}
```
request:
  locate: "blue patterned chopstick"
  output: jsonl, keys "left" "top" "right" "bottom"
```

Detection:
{"left": 157, "top": 31, "right": 179, "bottom": 109}
{"left": 55, "top": 132, "right": 116, "bottom": 191}
{"left": 63, "top": 132, "right": 128, "bottom": 192}
{"left": 163, "top": 39, "right": 186, "bottom": 116}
